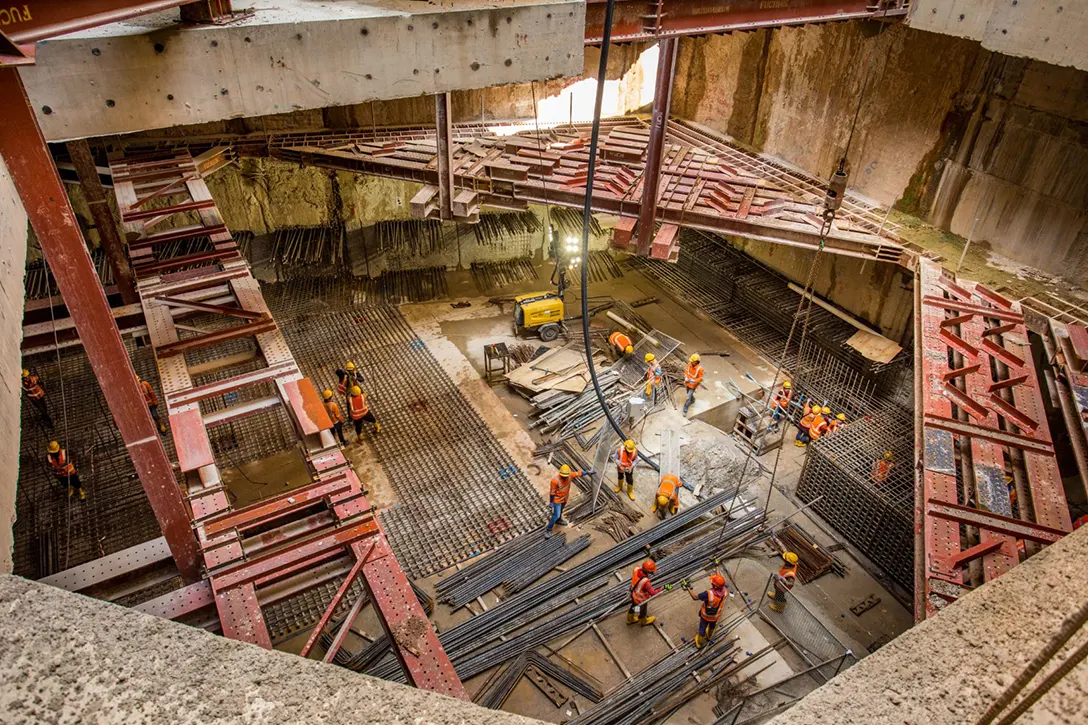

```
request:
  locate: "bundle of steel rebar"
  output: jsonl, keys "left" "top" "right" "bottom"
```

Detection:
{"left": 435, "top": 529, "right": 559, "bottom": 608}
{"left": 504, "top": 534, "right": 591, "bottom": 594}
{"left": 776, "top": 524, "right": 845, "bottom": 583}
{"left": 472, "top": 211, "right": 542, "bottom": 246}
{"left": 473, "top": 650, "right": 603, "bottom": 710}
{"left": 551, "top": 206, "right": 603, "bottom": 238}
{"left": 470, "top": 258, "right": 538, "bottom": 293}
{"left": 374, "top": 218, "right": 445, "bottom": 257}
{"left": 530, "top": 369, "right": 626, "bottom": 437}
{"left": 585, "top": 251, "right": 624, "bottom": 283}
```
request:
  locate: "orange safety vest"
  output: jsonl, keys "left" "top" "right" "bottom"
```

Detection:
{"left": 23, "top": 374, "right": 45, "bottom": 400}
{"left": 550, "top": 472, "right": 579, "bottom": 504}
{"left": 348, "top": 393, "right": 369, "bottom": 420}
{"left": 49, "top": 450, "right": 76, "bottom": 477}
{"left": 684, "top": 362, "right": 704, "bottom": 390}
{"left": 325, "top": 400, "right": 344, "bottom": 424}
{"left": 631, "top": 572, "right": 656, "bottom": 604}
{"left": 617, "top": 446, "right": 637, "bottom": 472}
{"left": 809, "top": 414, "right": 828, "bottom": 441}
{"left": 826, "top": 419, "right": 842, "bottom": 434}
{"left": 799, "top": 411, "right": 816, "bottom": 431}
{"left": 775, "top": 565, "right": 797, "bottom": 595}
{"left": 336, "top": 370, "right": 359, "bottom": 396}
{"left": 139, "top": 379, "right": 158, "bottom": 406}
{"left": 771, "top": 386, "right": 792, "bottom": 409}
{"left": 872, "top": 459, "right": 892, "bottom": 483}
{"left": 609, "top": 331, "right": 633, "bottom": 352}
{"left": 700, "top": 589, "right": 725, "bottom": 622}
{"left": 646, "top": 362, "right": 662, "bottom": 386}
{"left": 657, "top": 474, "right": 680, "bottom": 504}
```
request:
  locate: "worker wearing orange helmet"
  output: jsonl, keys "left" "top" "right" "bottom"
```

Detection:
{"left": 21, "top": 368, "right": 52, "bottom": 426}
{"left": 322, "top": 389, "right": 348, "bottom": 445}
{"left": 652, "top": 473, "right": 684, "bottom": 517}
{"left": 682, "top": 353, "right": 704, "bottom": 417}
{"left": 347, "top": 385, "right": 381, "bottom": 439}
{"left": 684, "top": 573, "right": 728, "bottom": 648}
{"left": 769, "top": 552, "right": 799, "bottom": 613}
{"left": 614, "top": 439, "right": 638, "bottom": 501}
{"left": 546, "top": 464, "right": 593, "bottom": 538}
{"left": 644, "top": 353, "right": 663, "bottom": 404}
{"left": 608, "top": 330, "right": 634, "bottom": 359}
{"left": 628, "top": 559, "right": 670, "bottom": 626}
{"left": 136, "top": 374, "right": 168, "bottom": 435}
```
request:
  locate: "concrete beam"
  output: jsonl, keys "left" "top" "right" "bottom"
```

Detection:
{"left": 909, "top": 0, "right": 1087, "bottom": 71}
{"left": 17, "top": 0, "right": 585, "bottom": 142}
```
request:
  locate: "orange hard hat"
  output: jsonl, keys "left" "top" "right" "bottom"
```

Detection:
{"left": 710, "top": 573, "right": 726, "bottom": 589}
{"left": 642, "top": 559, "right": 657, "bottom": 574}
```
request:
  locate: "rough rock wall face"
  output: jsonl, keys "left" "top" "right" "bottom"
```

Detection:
{"left": 0, "top": 157, "right": 27, "bottom": 573}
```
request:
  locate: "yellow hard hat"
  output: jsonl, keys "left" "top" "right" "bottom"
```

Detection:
{"left": 644, "top": 353, "right": 655, "bottom": 363}
{"left": 782, "top": 381, "right": 791, "bottom": 389}
{"left": 350, "top": 385, "right": 362, "bottom": 396}
{"left": 822, "top": 406, "right": 831, "bottom": 414}
{"left": 883, "top": 450, "right": 894, "bottom": 461}
{"left": 625, "top": 345, "right": 633, "bottom": 354}
{"left": 656, "top": 494, "right": 669, "bottom": 507}
{"left": 135, "top": 374, "right": 141, "bottom": 381}
{"left": 559, "top": 464, "right": 572, "bottom": 477}
{"left": 783, "top": 551, "right": 798, "bottom": 565}
{"left": 836, "top": 413, "right": 846, "bottom": 421}
{"left": 690, "top": 353, "right": 700, "bottom": 363}
{"left": 21, "top": 369, "right": 29, "bottom": 378}
{"left": 345, "top": 361, "right": 356, "bottom": 371}
{"left": 624, "top": 439, "right": 636, "bottom": 453}
{"left": 47, "top": 441, "right": 60, "bottom": 454}
{"left": 322, "top": 389, "right": 333, "bottom": 400}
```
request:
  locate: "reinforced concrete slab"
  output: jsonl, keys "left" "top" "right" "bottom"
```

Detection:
{"left": 17, "top": 0, "right": 585, "bottom": 141}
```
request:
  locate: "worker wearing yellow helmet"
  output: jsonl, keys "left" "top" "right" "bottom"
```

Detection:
{"left": 826, "top": 412, "right": 847, "bottom": 434}
{"left": 652, "top": 473, "right": 683, "bottom": 518}
{"left": 614, "top": 439, "right": 638, "bottom": 501}
{"left": 336, "top": 361, "right": 363, "bottom": 399}
{"left": 608, "top": 330, "right": 634, "bottom": 358}
{"left": 322, "top": 388, "right": 348, "bottom": 445}
{"left": 872, "top": 449, "right": 894, "bottom": 484}
{"left": 347, "top": 384, "right": 381, "bottom": 439}
{"left": 808, "top": 405, "right": 831, "bottom": 443}
{"left": 547, "top": 463, "right": 595, "bottom": 538}
{"left": 769, "top": 551, "right": 799, "bottom": 612}
{"left": 47, "top": 441, "right": 85, "bottom": 501}
{"left": 644, "top": 353, "right": 663, "bottom": 404}
{"left": 682, "top": 353, "right": 705, "bottom": 417}
{"left": 21, "top": 367, "right": 52, "bottom": 426}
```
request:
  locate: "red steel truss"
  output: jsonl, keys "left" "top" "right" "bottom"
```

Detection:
{"left": 106, "top": 149, "right": 466, "bottom": 697}
{"left": 916, "top": 260, "right": 1071, "bottom": 621}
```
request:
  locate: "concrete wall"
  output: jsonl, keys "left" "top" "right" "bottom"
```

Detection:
{"left": 770, "top": 527, "right": 1088, "bottom": 725}
{"left": 671, "top": 21, "right": 1088, "bottom": 283}
{"left": 0, "top": 574, "right": 541, "bottom": 724}
{"left": 0, "top": 157, "right": 27, "bottom": 574}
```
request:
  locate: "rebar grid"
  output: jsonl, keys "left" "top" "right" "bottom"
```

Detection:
{"left": 470, "top": 258, "right": 538, "bottom": 293}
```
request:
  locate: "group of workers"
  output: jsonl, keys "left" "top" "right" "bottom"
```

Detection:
{"left": 609, "top": 330, "right": 705, "bottom": 417}
{"left": 323, "top": 361, "right": 381, "bottom": 445}
{"left": 764, "top": 379, "right": 848, "bottom": 447}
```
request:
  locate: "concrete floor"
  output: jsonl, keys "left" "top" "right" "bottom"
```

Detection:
{"left": 266, "top": 258, "right": 915, "bottom": 722}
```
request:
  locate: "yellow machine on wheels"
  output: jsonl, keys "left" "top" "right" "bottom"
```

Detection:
{"left": 513, "top": 292, "right": 564, "bottom": 342}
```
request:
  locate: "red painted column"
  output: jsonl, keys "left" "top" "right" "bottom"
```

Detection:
{"left": 636, "top": 38, "right": 678, "bottom": 255}
{"left": 0, "top": 67, "right": 202, "bottom": 582}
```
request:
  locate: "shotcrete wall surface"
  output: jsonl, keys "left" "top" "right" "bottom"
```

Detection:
{"left": 0, "top": 574, "right": 542, "bottom": 724}
{"left": 769, "top": 528, "right": 1088, "bottom": 725}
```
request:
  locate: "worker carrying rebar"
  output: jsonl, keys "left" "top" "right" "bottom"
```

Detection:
{"left": 136, "top": 374, "right": 168, "bottom": 435}
{"left": 652, "top": 473, "right": 682, "bottom": 517}
{"left": 47, "top": 441, "right": 84, "bottom": 501}
{"left": 770, "top": 380, "right": 792, "bottom": 427}
{"left": 336, "top": 362, "right": 364, "bottom": 398}
{"left": 21, "top": 368, "right": 52, "bottom": 426}
{"left": 347, "top": 385, "right": 381, "bottom": 439}
{"left": 684, "top": 573, "right": 727, "bottom": 649}
{"left": 826, "top": 412, "right": 846, "bottom": 435}
{"left": 608, "top": 330, "right": 634, "bottom": 359}
{"left": 644, "top": 353, "right": 663, "bottom": 404}
{"left": 682, "top": 353, "right": 705, "bottom": 417}
{"left": 322, "top": 389, "right": 348, "bottom": 445}
{"left": 807, "top": 406, "right": 831, "bottom": 444}
{"left": 613, "top": 439, "right": 638, "bottom": 501}
{"left": 872, "top": 450, "right": 894, "bottom": 484}
{"left": 546, "top": 464, "right": 593, "bottom": 538}
{"left": 768, "top": 552, "right": 799, "bottom": 613}
{"left": 628, "top": 559, "right": 670, "bottom": 626}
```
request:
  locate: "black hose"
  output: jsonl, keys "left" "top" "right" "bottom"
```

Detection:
{"left": 578, "top": 1, "right": 659, "bottom": 474}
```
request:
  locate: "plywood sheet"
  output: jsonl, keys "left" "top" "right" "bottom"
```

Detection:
{"left": 846, "top": 329, "right": 902, "bottom": 364}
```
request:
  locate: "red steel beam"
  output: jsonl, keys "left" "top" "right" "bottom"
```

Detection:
{"left": 298, "top": 542, "right": 373, "bottom": 658}
{"left": 0, "top": 67, "right": 202, "bottom": 582}
{"left": 3, "top": 1, "right": 201, "bottom": 44}
{"left": 636, "top": 37, "right": 678, "bottom": 255}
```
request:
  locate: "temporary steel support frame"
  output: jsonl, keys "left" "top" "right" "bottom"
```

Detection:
{"left": 635, "top": 36, "right": 678, "bottom": 256}
{"left": 0, "top": 67, "right": 203, "bottom": 582}
{"left": 435, "top": 92, "right": 454, "bottom": 221}
{"left": 916, "top": 260, "right": 1071, "bottom": 621}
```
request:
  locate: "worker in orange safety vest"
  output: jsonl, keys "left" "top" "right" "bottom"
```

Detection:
{"left": 644, "top": 353, "right": 663, "bottom": 404}
{"left": 47, "top": 440, "right": 85, "bottom": 500}
{"left": 136, "top": 374, "right": 168, "bottom": 435}
{"left": 795, "top": 400, "right": 814, "bottom": 447}
{"left": 826, "top": 412, "right": 846, "bottom": 435}
{"left": 872, "top": 450, "right": 894, "bottom": 484}
{"left": 546, "top": 464, "right": 592, "bottom": 538}
{"left": 685, "top": 573, "right": 727, "bottom": 648}
{"left": 807, "top": 406, "right": 830, "bottom": 444}
{"left": 768, "top": 552, "right": 798, "bottom": 612}
{"left": 613, "top": 439, "right": 638, "bottom": 501}
{"left": 770, "top": 380, "right": 792, "bottom": 428}
{"left": 652, "top": 473, "right": 683, "bottom": 517}
{"left": 336, "top": 362, "right": 364, "bottom": 399}
{"left": 628, "top": 559, "right": 671, "bottom": 626}
{"left": 347, "top": 385, "right": 381, "bottom": 439}
{"left": 323, "top": 388, "right": 348, "bottom": 445}
{"left": 682, "top": 353, "right": 705, "bottom": 417}
{"left": 21, "top": 368, "right": 52, "bottom": 426}
{"left": 608, "top": 330, "right": 634, "bottom": 359}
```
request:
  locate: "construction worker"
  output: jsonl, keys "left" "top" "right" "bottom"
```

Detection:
{"left": 546, "top": 464, "right": 593, "bottom": 538}
{"left": 644, "top": 353, "right": 663, "bottom": 404}
{"left": 685, "top": 573, "right": 727, "bottom": 649}
{"left": 614, "top": 439, "right": 638, "bottom": 501}
{"left": 336, "top": 362, "right": 364, "bottom": 399}
{"left": 826, "top": 412, "right": 846, "bottom": 435}
{"left": 136, "top": 375, "right": 168, "bottom": 435}
{"left": 807, "top": 406, "right": 830, "bottom": 445}
{"left": 770, "top": 380, "right": 792, "bottom": 426}
{"left": 347, "top": 385, "right": 381, "bottom": 439}
{"left": 608, "top": 330, "right": 634, "bottom": 359}
{"left": 795, "top": 400, "right": 816, "bottom": 447}
{"left": 652, "top": 473, "right": 682, "bottom": 517}
{"left": 21, "top": 368, "right": 52, "bottom": 426}
{"left": 628, "top": 559, "right": 670, "bottom": 626}
{"left": 682, "top": 353, "right": 705, "bottom": 417}
{"left": 322, "top": 389, "right": 348, "bottom": 445}
{"left": 872, "top": 450, "right": 894, "bottom": 484}
{"left": 768, "top": 552, "right": 799, "bottom": 613}
{"left": 47, "top": 441, "right": 84, "bottom": 500}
